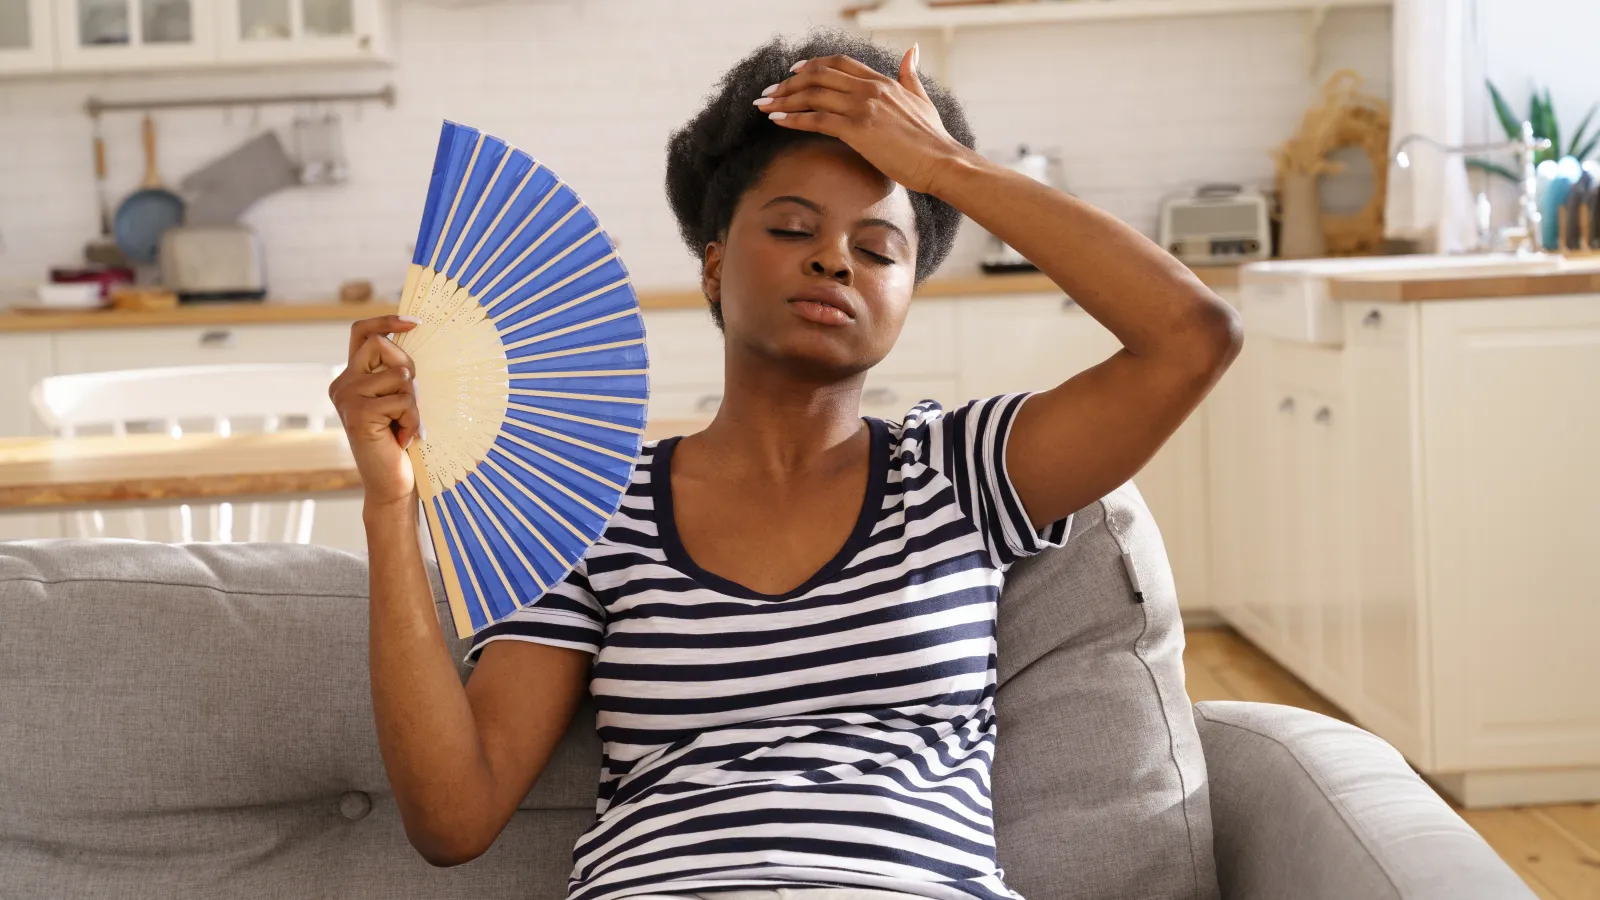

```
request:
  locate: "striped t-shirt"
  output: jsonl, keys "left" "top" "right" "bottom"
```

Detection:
{"left": 464, "top": 393, "right": 1072, "bottom": 900}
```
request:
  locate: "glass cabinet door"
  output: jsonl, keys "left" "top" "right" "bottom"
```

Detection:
{"left": 219, "top": 0, "right": 380, "bottom": 62}
{"left": 58, "top": 0, "right": 215, "bottom": 68}
{"left": 0, "top": 0, "right": 54, "bottom": 71}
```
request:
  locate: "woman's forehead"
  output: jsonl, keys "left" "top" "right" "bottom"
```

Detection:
{"left": 746, "top": 142, "right": 913, "bottom": 224}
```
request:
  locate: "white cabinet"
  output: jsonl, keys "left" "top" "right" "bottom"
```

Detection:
{"left": 0, "top": 0, "right": 55, "bottom": 72}
{"left": 0, "top": 334, "right": 55, "bottom": 437}
{"left": 217, "top": 0, "right": 387, "bottom": 64}
{"left": 1212, "top": 293, "right": 1600, "bottom": 806}
{"left": 27, "top": 0, "right": 386, "bottom": 73}
{"left": 51, "top": 322, "right": 351, "bottom": 374}
{"left": 55, "top": 0, "right": 215, "bottom": 70}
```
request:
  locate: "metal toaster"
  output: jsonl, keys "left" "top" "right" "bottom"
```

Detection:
{"left": 158, "top": 225, "right": 268, "bottom": 302}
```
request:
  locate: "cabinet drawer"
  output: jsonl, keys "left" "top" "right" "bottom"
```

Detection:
{"left": 1342, "top": 302, "right": 1413, "bottom": 347}
{"left": 648, "top": 385, "right": 726, "bottom": 422}
{"left": 53, "top": 323, "right": 351, "bottom": 374}
{"left": 641, "top": 309, "right": 723, "bottom": 387}
{"left": 860, "top": 376, "right": 960, "bottom": 421}
{"left": 877, "top": 299, "right": 957, "bottom": 378}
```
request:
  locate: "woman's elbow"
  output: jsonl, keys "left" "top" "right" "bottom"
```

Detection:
{"left": 1188, "top": 293, "right": 1244, "bottom": 376}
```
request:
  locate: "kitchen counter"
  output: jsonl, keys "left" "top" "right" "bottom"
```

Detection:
{"left": 1328, "top": 261, "right": 1600, "bottom": 302}
{"left": 0, "top": 265, "right": 1243, "bottom": 332}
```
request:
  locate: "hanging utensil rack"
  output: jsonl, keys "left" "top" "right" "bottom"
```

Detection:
{"left": 85, "top": 85, "right": 396, "bottom": 118}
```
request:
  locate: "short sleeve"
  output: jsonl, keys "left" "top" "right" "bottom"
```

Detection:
{"left": 899, "top": 392, "right": 1072, "bottom": 570}
{"left": 462, "top": 559, "right": 605, "bottom": 668}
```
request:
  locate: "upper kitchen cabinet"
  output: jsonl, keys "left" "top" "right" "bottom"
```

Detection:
{"left": 55, "top": 0, "right": 217, "bottom": 71}
{"left": 217, "top": 0, "right": 388, "bottom": 64}
{"left": 0, "top": 0, "right": 56, "bottom": 73}
{"left": 38, "top": 0, "right": 387, "bottom": 74}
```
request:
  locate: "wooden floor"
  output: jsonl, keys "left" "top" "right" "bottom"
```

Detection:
{"left": 1184, "top": 627, "right": 1600, "bottom": 900}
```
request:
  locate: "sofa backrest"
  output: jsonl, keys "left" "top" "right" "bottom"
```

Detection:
{"left": 0, "top": 482, "right": 1214, "bottom": 900}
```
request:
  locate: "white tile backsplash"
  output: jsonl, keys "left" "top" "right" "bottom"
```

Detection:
{"left": 0, "top": 0, "right": 1389, "bottom": 302}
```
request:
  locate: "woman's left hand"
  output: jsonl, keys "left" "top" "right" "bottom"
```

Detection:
{"left": 755, "top": 46, "right": 971, "bottom": 196}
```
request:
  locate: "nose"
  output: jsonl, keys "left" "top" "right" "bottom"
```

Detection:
{"left": 805, "top": 236, "right": 852, "bottom": 284}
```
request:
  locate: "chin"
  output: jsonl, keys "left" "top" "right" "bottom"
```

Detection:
{"left": 745, "top": 322, "right": 882, "bottom": 381}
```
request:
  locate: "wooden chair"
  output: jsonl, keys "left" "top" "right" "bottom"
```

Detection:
{"left": 30, "top": 363, "right": 343, "bottom": 543}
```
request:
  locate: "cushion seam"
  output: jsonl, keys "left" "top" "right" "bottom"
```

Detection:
{"left": 1197, "top": 706, "right": 1405, "bottom": 900}
{"left": 1100, "top": 494, "right": 1206, "bottom": 900}
{"left": 0, "top": 574, "right": 369, "bottom": 599}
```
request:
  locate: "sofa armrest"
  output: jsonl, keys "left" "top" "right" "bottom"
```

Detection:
{"left": 1194, "top": 701, "right": 1535, "bottom": 900}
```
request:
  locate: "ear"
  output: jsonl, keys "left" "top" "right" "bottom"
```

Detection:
{"left": 701, "top": 240, "right": 723, "bottom": 307}
{"left": 898, "top": 43, "right": 927, "bottom": 99}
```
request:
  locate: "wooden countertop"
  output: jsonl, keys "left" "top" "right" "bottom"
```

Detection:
{"left": 1328, "top": 265, "right": 1600, "bottom": 303}
{"left": 0, "top": 265, "right": 1243, "bottom": 332}
{"left": 0, "top": 419, "right": 709, "bottom": 509}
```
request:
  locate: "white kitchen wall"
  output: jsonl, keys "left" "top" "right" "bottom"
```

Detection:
{"left": 0, "top": 0, "right": 1389, "bottom": 302}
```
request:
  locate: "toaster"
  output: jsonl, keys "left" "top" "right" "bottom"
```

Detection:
{"left": 1158, "top": 184, "right": 1272, "bottom": 265}
{"left": 158, "top": 225, "right": 267, "bottom": 302}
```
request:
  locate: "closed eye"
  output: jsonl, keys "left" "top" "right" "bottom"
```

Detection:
{"left": 764, "top": 227, "right": 896, "bottom": 262}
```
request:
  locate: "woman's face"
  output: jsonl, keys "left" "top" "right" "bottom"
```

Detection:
{"left": 703, "top": 139, "right": 919, "bottom": 380}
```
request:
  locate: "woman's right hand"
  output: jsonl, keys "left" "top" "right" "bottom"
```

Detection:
{"left": 329, "top": 315, "right": 423, "bottom": 509}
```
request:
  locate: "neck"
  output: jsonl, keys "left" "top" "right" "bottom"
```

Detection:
{"left": 686, "top": 347, "right": 867, "bottom": 482}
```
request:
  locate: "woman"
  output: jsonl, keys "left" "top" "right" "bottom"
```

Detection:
{"left": 329, "top": 28, "right": 1240, "bottom": 900}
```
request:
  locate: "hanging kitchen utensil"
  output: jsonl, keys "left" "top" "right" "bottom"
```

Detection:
{"left": 180, "top": 130, "right": 300, "bottom": 225}
{"left": 113, "top": 114, "right": 186, "bottom": 264}
{"left": 84, "top": 118, "right": 131, "bottom": 267}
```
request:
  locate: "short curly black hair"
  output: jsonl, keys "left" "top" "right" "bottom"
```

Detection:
{"left": 664, "top": 27, "right": 977, "bottom": 329}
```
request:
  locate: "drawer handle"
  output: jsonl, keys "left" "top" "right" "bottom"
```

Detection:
{"left": 1278, "top": 396, "right": 1296, "bottom": 414}
{"left": 1314, "top": 406, "right": 1332, "bottom": 425}
{"left": 863, "top": 387, "right": 899, "bottom": 405}
{"left": 199, "top": 329, "right": 235, "bottom": 349}
{"left": 1059, "top": 296, "right": 1077, "bottom": 311}
{"left": 693, "top": 393, "right": 722, "bottom": 413}
{"left": 1362, "top": 309, "right": 1383, "bottom": 328}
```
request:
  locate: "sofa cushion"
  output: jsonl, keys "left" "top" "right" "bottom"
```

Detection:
{"left": 992, "top": 482, "right": 1218, "bottom": 900}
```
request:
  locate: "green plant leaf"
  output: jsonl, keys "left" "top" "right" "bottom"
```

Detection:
{"left": 1487, "top": 80, "right": 1521, "bottom": 139}
{"left": 1545, "top": 88, "right": 1560, "bottom": 154}
{"left": 1567, "top": 103, "right": 1597, "bottom": 157}
{"left": 1467, "top": 158, "right": 1520, "bottom": 181}
{"left": 1577, "top": 134, "right": 1600, "bottom": 162}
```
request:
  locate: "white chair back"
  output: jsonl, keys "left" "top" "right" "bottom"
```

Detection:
{"left": 30, "top": 363, "right": 344, "bottom": 544}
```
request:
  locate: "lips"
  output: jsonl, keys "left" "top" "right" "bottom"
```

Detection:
{"left": 786, "top": 287, "right": 857, "bottom": 320}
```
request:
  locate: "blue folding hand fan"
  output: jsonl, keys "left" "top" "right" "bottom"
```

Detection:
{"left": 395, "top": 121, "right": 648, "bottom": 640}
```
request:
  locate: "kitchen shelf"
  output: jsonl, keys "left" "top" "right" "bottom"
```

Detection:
{"left": 849, "top": 0, "right": 1393, "bottom": 78}
{"left": 853, "top": 0, "right": 1391, "bottom": 30}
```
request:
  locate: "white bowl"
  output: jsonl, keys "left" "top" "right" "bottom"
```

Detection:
{"left": 35, "top": 283, "right": 105, "bottom": 308}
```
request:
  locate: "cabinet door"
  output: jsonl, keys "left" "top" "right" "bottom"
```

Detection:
{"left": 53, "top": 322, "right": 350, "bottom": 374}
{"left": 1205, "top": 329, "right": 1268, "bottom": 625}
{"left": 1343, "top": 303, "right": 1427, "bottom": 763}
{"left": 216, "top": 0, "right": 386, "bottom": 64}
{"left": 56, "top": 0, "right": 217, "bottom": 70}
{"left": 1421, "top": 296, "right": 1600, "bottom": 771}
{"left": 0, "top": 333, "right": 56, "bottom": 437}
{"left": 0, "top": 0, "right": 55, "bottom": 72}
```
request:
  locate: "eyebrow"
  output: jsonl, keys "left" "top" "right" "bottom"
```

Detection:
{"left": 760, "top": 195, "right": 910, "bottom": 244}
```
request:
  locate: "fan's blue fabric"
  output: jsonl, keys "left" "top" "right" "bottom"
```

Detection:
{"left": 413, "top": 120, "right": 648, "bottom": 634}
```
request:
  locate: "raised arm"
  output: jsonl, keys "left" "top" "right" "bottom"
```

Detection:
{"left": 761, "top": 47, "right": 1242, "bottom": 530}
{"left": 929, "top": 153, "right": 1242, "bottom": 529}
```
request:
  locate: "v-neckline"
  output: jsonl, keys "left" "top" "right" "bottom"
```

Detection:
{"left": 651, "top": 418, "right": 888, "bottom": 601}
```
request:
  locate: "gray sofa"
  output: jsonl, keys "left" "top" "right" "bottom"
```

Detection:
{"left": 0, "top": 483, "right": 1531, "bottom": 900}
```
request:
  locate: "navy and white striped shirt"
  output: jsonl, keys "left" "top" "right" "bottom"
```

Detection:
{"left": 464, "top": 393, "right": 1072, "bottom": 900}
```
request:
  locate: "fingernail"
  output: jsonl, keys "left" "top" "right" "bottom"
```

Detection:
{"left": 405, "top": 433, "right": 414, "bottom": 449}
{"left": 789, "top": 59, "right": 806, "bottom": 73}
{"left": 419, "top": 423, "right": 428, "bottom": 442}
{"left": 768, "top": 111, "right": 787, "bottom": 120}
{"left": 398, "top": 315, "right": 420, "bottom": 323}
{"left": 761, "top": 83, "right": 778, "bottom": 97}
{"left": 752, "top": 97, "right": 773, "bottom": 107}
{"left": 911, "top": 43, "right": 920, "bottom": 70}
